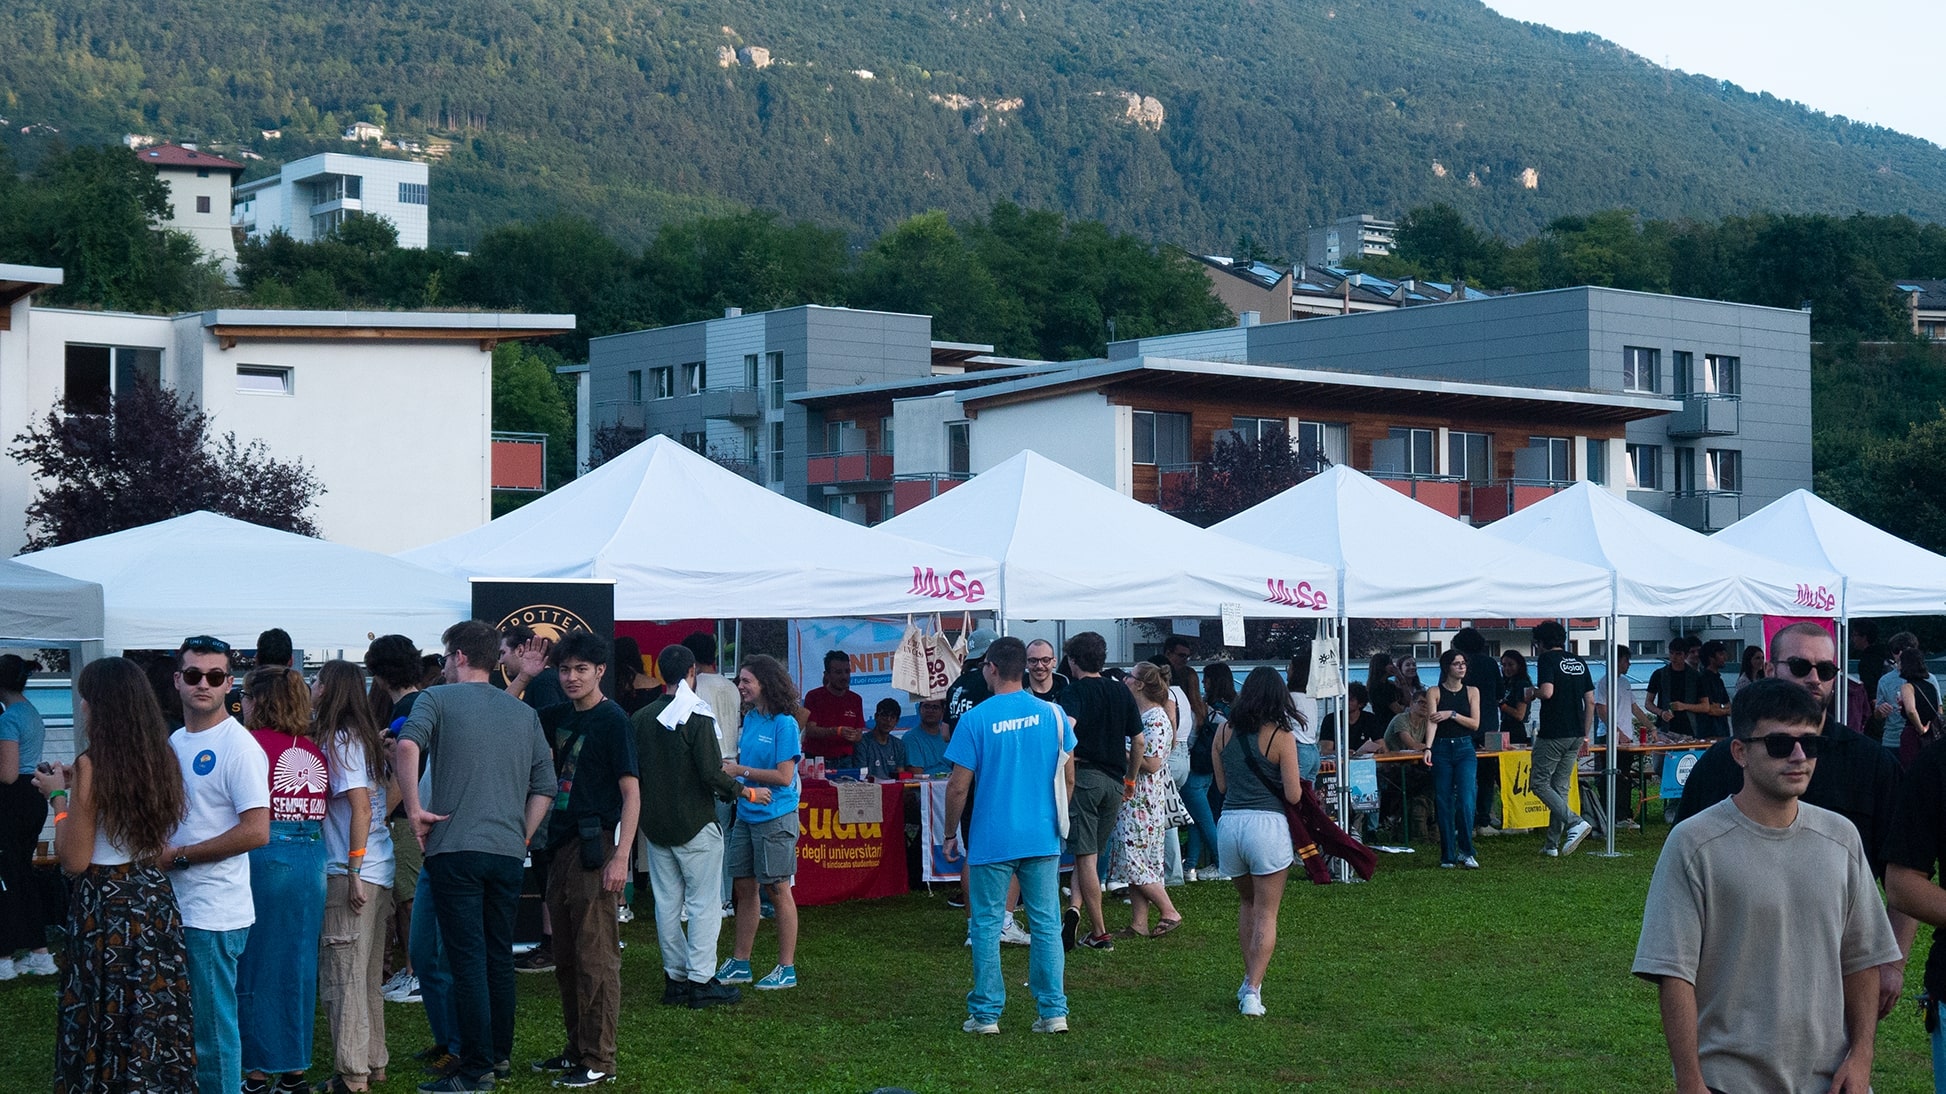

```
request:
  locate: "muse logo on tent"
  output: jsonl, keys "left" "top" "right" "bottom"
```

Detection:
{"left": 1264, "top": 578, "right": 1328, "bottom": 610}
{"left": 1793, "top": 584, "right": 1836, "bottom": 612}
{"left": 909, "top": 567, "right": 987, "bottom": 604}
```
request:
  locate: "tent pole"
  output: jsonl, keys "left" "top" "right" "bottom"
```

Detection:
{"left": 1336, "top": 614, "right": 1354, "bottom": 881}
{"left": 1590, "top": 611, "right": 1624, "bottom": 858}
{"left": 1836, "top": 602, "right": 1849, "bottom": 727}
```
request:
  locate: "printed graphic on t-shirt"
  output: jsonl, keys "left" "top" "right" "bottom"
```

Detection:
{"left": 192, "top": 749, "right": 216, "bottom": 776}
{"left": 270, "top": 744, "right": 329, "bottom": 820}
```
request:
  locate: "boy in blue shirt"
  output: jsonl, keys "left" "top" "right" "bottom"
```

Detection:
{"left": 942, "top": 637, "right": 1076, "bottom": 1035}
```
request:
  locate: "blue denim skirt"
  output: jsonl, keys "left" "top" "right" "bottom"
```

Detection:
{"left": 238, "top": 819, "right": 327, "bottom": 1074}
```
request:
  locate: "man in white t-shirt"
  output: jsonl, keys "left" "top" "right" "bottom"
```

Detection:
{"left": 684, "top": 633, "right": 743, "bottom": 908}
{"left": 159, "top": 635, "right": 270, "bottom": 1094}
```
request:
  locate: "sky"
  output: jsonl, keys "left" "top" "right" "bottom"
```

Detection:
{"left": 1483, "top": 1, "right": 1946, "bottom": 148}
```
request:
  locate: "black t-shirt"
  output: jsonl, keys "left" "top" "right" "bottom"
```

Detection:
{"left": 1535, "top": 650, "right": 1592, "bottom": 740}
{"left": 1368, "top": 679, "right": 1404, "bottom": 719}
{"left": 1885, "top": 738, "right": 1946, "bottom": 995}
{"left": 1499, "top": 670, "right": 1534, "bottom": 744}
{"left": 1462, "top": 656, "right": 1502, "bottom": 747}
{"left": 944, "top": 663, "right": 992, "bottom": 730}
{"left": 1059, "top": 676, "right": 1142, "bottom": 776}
{"left": 1346, "top": 708, "right": 1386, "bottom": 750}
{"left": 538, "top": 699, "right": 640, "bottom": 854}
{"left": 1676, "top": 713, "right": 1901, "bottom": 878}
{"left": 1694, "top": 670, "right": 1731, "bottom": 739}
{"left": 1028, "top": 673, "right": 1068, "bottom": 707}
{"left": 388, "top": 691, "right": 422, "bottom": 732}
{"left": 1646, "top": 665, "right": 1699, "bottom": 737}
{"left": 520, "top": 667, "right": 569, "bottom": 711}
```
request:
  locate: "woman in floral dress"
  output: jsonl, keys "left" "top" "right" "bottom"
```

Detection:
{"left": 1108, "top": 662, "right": 1184, "bottom": 938}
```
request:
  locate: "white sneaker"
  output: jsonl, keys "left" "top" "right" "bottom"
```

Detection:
{"left": 16, "top": 952, "right": 56, "bottom": 976}
{"left": 0, "top": 958, "right": 15, "bottom": 981}
{"left": 1185, "top": 868, "right": 1198, "bottom": 883}
{"left": 1561, "top": 820, "right": 1593, "bottom": 857}
{"left": 1238, "top": 984, "right": 1266, "bottom": 1017}
{"left": 382, "top": 972, "right": 422, "bottom": 1003}
{"left": 1030, "top": 1015, "right": 1069, "bottom": 1033}
{"left": 999, "top": 917, "right": 1032, "bottom": 946}
{"left": 962, "top": 1017, "right": 1000, "bottom": 1035}
{"left": 618, "top": 904, "right": 635, "bottom": 924}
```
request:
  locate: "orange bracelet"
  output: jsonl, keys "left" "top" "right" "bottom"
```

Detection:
{"left": 347, "top": 848, "right": 367, "bottom": 857}
{"left": 52, "top": 812, "right": 68, "bottom": 824}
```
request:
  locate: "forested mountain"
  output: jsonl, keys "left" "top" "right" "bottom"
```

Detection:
{"left": 5, "top": 0, "right": 1946, "bottom": 251}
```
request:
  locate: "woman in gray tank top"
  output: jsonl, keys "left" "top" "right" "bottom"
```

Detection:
{"left": 1209, "top": 667, "right": 1305, "bottom": 1018}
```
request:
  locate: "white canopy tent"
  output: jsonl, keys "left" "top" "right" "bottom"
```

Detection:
{"left": 14, "top": 511, "right": 471, "bottom": 651}
{"left": 1713, "top": 489, "right": 1946, "bottom": 618}
{"left": 401, "top": 435, "right": 1001, "bottom": 619}
{"left": 0, "top": 558, "right": 104, "bottom": 646}
{"left": 1481, "top": 481, "right": 1842, "bottom": 856}
{"left": 875, "top": 450, "right": 1337, "bottom": 620}
{"left": 1211, "top": 465, "right": 1615, "bottom": 617}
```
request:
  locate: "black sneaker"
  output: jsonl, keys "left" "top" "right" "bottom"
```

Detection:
{"left": 553, "top": 1068, "right": 615, "bottom": 1088}
{"left": 660, "top": 976, "right": 691, "bottom": 1006}
{"left": 421, "top": 1053, "right": 462, "bottom": 1079}
{"left": 532, "top": 1053, "right": 576, "bottom": 1073}
{"left": 688, "top": 978, "right": 743, "bottom": 1009}
{"left": 515, "top": 945, "right": 555, "bottom": 973}
{"left": 243, "top": 1079, "right": 272, "bottom": 1094}
{"left": 273, "top": 1076, "right": 309, "bottom": 1094}
{"left": 1061, "top": 906, "right": 1080, "bottom": 952}
{"left": 413, "top": 1045, "right": 451, "bottom": 1064}
{"left": 493, "top": 1061, "right": 511, "bottom": 1081}
{"left": 945, "top": 890, "right": 967, "bottom": 909}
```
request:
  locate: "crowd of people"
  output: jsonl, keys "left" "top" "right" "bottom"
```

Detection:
{"left": 12, "top": 612, "right": 1946, "bottom": 1092}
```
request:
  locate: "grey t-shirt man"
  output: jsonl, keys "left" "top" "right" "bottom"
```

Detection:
{"left": 400, "top": 681, "right": 557, "bottom": 859}
{"left": 1632, "top": 798, "right": 1901, "bottom": 1094}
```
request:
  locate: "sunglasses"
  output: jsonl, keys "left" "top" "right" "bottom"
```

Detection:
{"left": 181, "top": 635, "right": 231, "bottom": 654}
{"left": 179, "top": 667, "right": 230, "bottom": 687}
{"left": 1028, "top": 657, "right": 1057, "bottom": 667}
{"left": 1739, "top": 732, "right": 1824, "bottom": 759}
{"left": 1780, "top": 657, "right": 1840, "bottom": 682}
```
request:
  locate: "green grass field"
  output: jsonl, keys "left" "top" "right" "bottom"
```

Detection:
{"left": 0, "top": 825, "right": 1935, "bottom": 1092}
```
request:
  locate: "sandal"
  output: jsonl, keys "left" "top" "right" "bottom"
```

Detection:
{"left": 1150, "top": 917, "right": 1184, "bottom": 938}
{"left": 1113, "top": 925, "right": 1150, "bottom": 939}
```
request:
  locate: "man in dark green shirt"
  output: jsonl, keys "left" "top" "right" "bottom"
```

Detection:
{"left": 634, "top": 643, "right": 768, "bottom": 1010}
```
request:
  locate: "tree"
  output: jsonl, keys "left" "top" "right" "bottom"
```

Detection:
{"left": 490, "top": 342, "right": 577, "bottom": 488}
{"left": 1162, "top": 427, "right": 1330, "bottom": 528}
{"left": 8, "top": 381, "right": 323, "bottom": 549}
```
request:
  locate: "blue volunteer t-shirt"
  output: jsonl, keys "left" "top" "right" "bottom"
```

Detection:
{"left": 943, "top": 690, "right": 1076, "bottom": 866}
{"left": 901, "top": 727, "right": 951, "bottom": 775}
{"left": 0, "top": 700, "right": 46, "bottom": 774}
{"left": 737, "top": 709, "right": 802, "bottom": 823}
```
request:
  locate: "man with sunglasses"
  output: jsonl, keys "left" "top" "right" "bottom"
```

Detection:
{"left": 1635, "top": 678, "right": 1901, "bottom": 1094}
{"left": 161, "top": 635, "right": 272, "bottom": 1094}
{"left": 1677, "top": 621, "right": 1913, "bottom": 1019}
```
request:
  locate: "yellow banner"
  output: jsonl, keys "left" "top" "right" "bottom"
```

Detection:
{"left": 1498, "top": 750, "right": 1580, "bottom": 830}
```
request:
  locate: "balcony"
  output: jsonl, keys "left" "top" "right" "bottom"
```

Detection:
{"left": 1467, "top": 479, "right": 1571, "bottom": 524}
{"left": 1670, "top": 490, "right": 1740, "bottom": 532}
{"left": 1667, "top": 392, "right": 1740, "bottom": 438}
{"left": 807, "top": 448, "right": 895, "bottom": 486}
{"left": 892, "top": 471, "right": 970, "bottom": 514}
{"left": 694, "top": 386, "right": 761, "bottom": 420}
{"left": 1370, "top": 472, "right": 1466, "bottom": 519}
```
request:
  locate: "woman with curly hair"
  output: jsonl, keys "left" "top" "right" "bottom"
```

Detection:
{"left": 313, "top": 660, "right": 395, "bottom": 1093}
{"left": 1109, "top": 661, "right": 1185, "bottom": 938}
{"left": 35, "top": 656, "right": 195, "bottom": 1093}
{"left": 716, "top": 654, "right": 805, "bottom": 992}
{"left": 236, "top": 666, "right": 330, "bottom": 1094}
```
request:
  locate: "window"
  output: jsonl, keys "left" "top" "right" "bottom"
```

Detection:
{"left": 1132, "top": 410, "right": 1191, "bottom": 466}
{"left": 1296, "top": 420, "right": 1349, "bottom": 465}
{"left": 947, "top": 422, "right": 970, "bottom": 475}
{"left": 768, "top": 421, "right": 785, "bottom": 483}
{"left": 680, "top": 430, "right": 707, "bottom": 454}
{"left": 824, "top": 420, "right": 863, "bottom": 454}
{"left": 1448, "top": 431, "right": 1493, "bottom": 484}
{"left": 1672, "top": 351, "right": 1695, "bottom": 394}
{"left": 343, "top": 175, "right": 362, "bottom": 200}
{"left": 741, "top": 425, "right": 758, "bottom": 463}
{"left": 1706, "top": 448, "right": 1742, "bottom": 492}
{"left": 1674, "top": 447, "right": 1697, "bottom": 493}
{"left": 626, "top": 370, "right": 643, "bottom": 402}
{"left": 680, "top": 361, "right": 705, "bottom": 396}
{"left": 1626, "top": 443, "right": 1661, "bottom": 490}
{"left": 1584, "top": 438, "right": 1607, "bottom": 485}
{"left": 236, "top": 365, "right": 293, "bottom": 395}
{"left": 63, "top": 344, "right": 160, "bottom": 413}
{"left": 195, "top": 195, "right": 211, "bottom": 214}
{"left": 1379, "top": 427, "right": 1436, "bottom": 475}
{"left": 1527, "top": 436, "right": 1571, "bottom": 482}
{"left": 881, "top": 416, "right": 895, "bottom": 455}
{"left": 767, "top": 352, "right": 785, "bottom": 410}
{"left": 1703, "top": 354, "right": 1740, "bottom": 395}
{"left": 398, "top": 182, "right": 429, "bottom": 205}
{"left": 651, "top": 366, "right": 674, "bottom": 400}
{"left": 744, "top": 354, "right": 759, "bottom": 389}
{"left": 1229, "top": 416, "right": 1285, "bottom": 446}
{"left": 196, "top": 167, "right": 210, "bottom": 179}
{"left": 1622, "top": 346, "right": 1659, "bottom": 393}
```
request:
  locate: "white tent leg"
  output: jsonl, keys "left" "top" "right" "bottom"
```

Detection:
{"left": 1589, "top": 615, "right": 1627, "bottom": 859}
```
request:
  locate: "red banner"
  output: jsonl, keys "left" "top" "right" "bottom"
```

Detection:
{"left": 792, "top": 780, "right": 908, "bottom": 906}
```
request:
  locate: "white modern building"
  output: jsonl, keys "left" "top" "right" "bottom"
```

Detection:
{"left": 1, "top": 264, "right": 571, "bottom": 554}
{"left": 134, "top": 144, "right": 244, "bottom": 270}
{"left": 232, "top": 153, "right": 431, "bottom": 248}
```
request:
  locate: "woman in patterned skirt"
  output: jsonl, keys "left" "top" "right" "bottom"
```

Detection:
{"left": 1107, "top": 662, "right": 1184, "bottom": 938}
{"left": 35, "top": 656, "right": 194, "bottom": 1094}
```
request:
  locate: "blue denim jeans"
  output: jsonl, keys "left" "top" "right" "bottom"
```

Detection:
{"left": 184, "top": 924, "right": 249, "bottom": 1094}
{"left": 1931, "top": 1013, "right": 1946, "bottom": 1094}
{"left": 1431, "top": 737, "right": 1478, "bottom": 864}
{"left": 238, "top": 820, "right": 326, "bottom": 1074}
{"left": 426, "top": 851, "right": 525, "bottom": 1081}
{"left": 409, "top": 864, "right": 458, "bottom": 1051}
{"left": 1181, "top": 772, "right": 1220, "bottom": 870}
{"left": 967, "top": 856, "right": 1066, "bottom": 1023}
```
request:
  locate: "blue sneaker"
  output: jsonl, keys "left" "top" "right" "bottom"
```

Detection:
{"left": 715, "top": 958, "right": 752, "bottom": 985}
{"left": 755, "top": 964, "right": 797, "bottom": 990}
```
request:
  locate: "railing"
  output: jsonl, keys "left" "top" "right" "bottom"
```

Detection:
{"left": 891, "top": 471, "right": 971, "bottom": 514}
{"left": 1368, "top": 471, "right": 1466, "bottom": 519}
{"left": 596, "top": 386, "right": 761, "bottom": 427}
{"left": 1669, "top": 489, "right": 1740, "bottom": 532}
{"left": 1666, "top": 392, "right": 1740, "bottom": 438}
{"left": 807, "top": 447, "right": 895, "bottom": 485}
{"left": 1467, "top": 478, "right": 1571, "bottom": 524}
